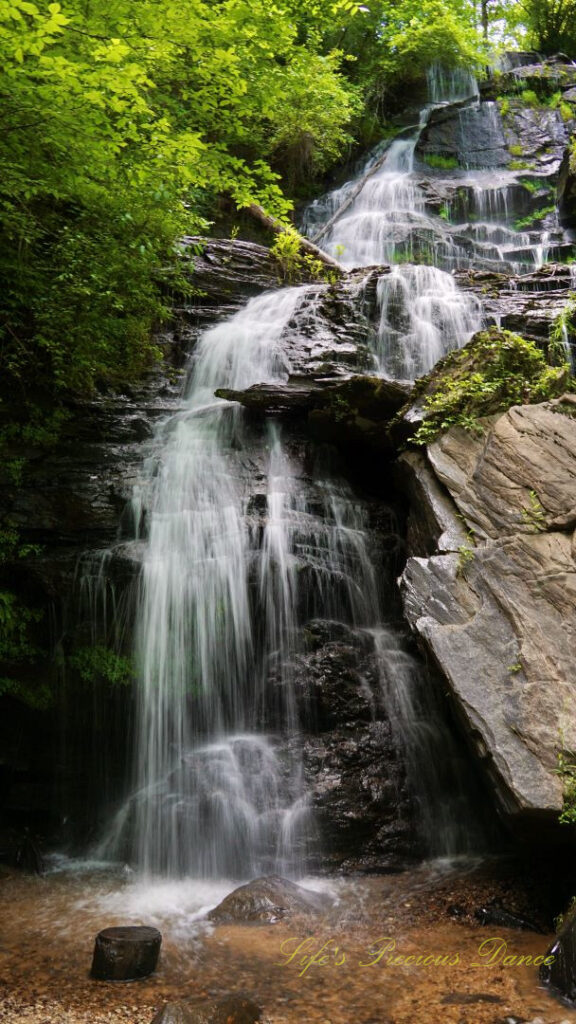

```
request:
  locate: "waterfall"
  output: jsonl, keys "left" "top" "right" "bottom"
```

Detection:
{"left": 103, "top": 278, "right": 476, "bottom": 877}
{"left": 98, "top": 67, "right": 565, "bottom": 880}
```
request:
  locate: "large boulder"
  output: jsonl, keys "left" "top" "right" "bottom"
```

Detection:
{"left": 399, "top": 398, "right": 576, "bottom": 837}
{"left": 208, "top": 875, "right": 328, "bottom": 924}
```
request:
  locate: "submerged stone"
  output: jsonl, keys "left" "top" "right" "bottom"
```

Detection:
{"left": 151, "top": 996, "right": 261, "bottom": 1024}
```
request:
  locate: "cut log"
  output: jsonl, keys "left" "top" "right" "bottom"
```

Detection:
{"left": 245, "top": 203, "right": 345, "bottom": 274}
{"left": 90, "top": 925, "right": 162, "bottom": 981}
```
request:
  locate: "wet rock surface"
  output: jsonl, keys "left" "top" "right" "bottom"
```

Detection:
{"left": 151, "top": 995, "right": 261, "bottom": 1024}
{"left": 399, "top": 399, "right": 576, "bottom": 833}
{"left": 453, "top": 263, "right": 576, "bottom": 343}
{"left": 541, "top": 902, "right": 576, "bottom": 1006}
{"left": 208, "top": 876, "right": 328, "bottom": 923}
{"left": 216, "top": 375, "right": 410, "bottom": 449}
{"left": 295, "top": 619, "right": 421, "bottom": 872}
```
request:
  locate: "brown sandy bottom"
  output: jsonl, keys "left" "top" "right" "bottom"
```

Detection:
{"left": 0, "top": 858, "right": 575, "bottom": 1024}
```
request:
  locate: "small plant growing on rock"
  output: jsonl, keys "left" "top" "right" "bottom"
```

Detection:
{"left": 521, "top": 490, "right": 547, "bottom": 532}
{"left": 555, "top": 750, "right": 576, "bottom": 825}
{"left": 456, "top": 543, "right": 474, "bottom": 577}
{"left": 271, "top": 230, "right": 331, "bottom": 284}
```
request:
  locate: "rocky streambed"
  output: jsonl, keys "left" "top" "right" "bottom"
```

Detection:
{"left": 1, "top": 860, "right": 575, "bottom": 1024}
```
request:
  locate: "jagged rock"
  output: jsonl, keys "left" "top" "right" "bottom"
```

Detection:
{"left": 295, "top": 619, "right": 422, "bottom": 872}
{"left": 208, "top": 876, "right": 328, "bottom": 923}
{"left": 417, "top": 75, "right": 573, "bottom": 174}
{"left": 179, "top": 237, "right": 281, "bottom": 305}
{"left": 399, "top": 400, "right": 576, "bottom": 833}
{"left": 396, "top": 451, "right": 469, "bottom": 557}
{"left": 499, "top": 102, "right": 570, "bottom": 174}
{"left": 216, "top": 375, "right": 411, "bottom": 449}
{"left": 427, "top": 400, "right": 576, "bottom": 538}
{"left": 417, "top": 99, "right": 509, "bottom": 168}
{"left": 453, "top": 264, "right": 575, "bottom": 341}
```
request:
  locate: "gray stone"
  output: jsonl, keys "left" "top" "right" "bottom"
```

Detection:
{"left": 399, "top": 402, "right": 576, "bottom": 830}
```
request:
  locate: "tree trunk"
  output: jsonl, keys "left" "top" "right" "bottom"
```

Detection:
{"left": 245, "top": 203, "right": 346, "bottom": 274}
{"left": 91, "top": 925, "right": 162, "bottom": 981}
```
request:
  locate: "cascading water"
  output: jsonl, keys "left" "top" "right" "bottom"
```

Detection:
{"left": 303, "top": 66, "right": 572, "bottom": 377}
{"left": 101, "top": 270, "right": 478, "bottom": 877}
{"left": 98, "top": 67, "right": 560, "bottom": 880}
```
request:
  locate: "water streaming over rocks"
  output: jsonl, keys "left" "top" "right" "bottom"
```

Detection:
{"left": 91, "top": 67, "right": 574, "bottom": 880}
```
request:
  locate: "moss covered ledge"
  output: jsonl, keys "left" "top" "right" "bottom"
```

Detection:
{"left": 397, "top": 326, "right": 571, "bottom": 447}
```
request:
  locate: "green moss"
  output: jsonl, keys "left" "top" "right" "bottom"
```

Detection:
{"left": 513, "top": 204, "right": 556, "bottom": 231}
{"left": 508, "top": 159, "right": 530, "bottom": 170}
{"left": 422, "top": 153, "right": 459, "bottom": 170}
{"left": 509, "top": 144, "right": 524, "bottom": 156}
{"left": 410, "top": 327, "right": 571, "bottom": 446}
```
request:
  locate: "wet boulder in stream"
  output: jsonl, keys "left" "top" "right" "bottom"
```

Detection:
{"left": 208, "top": 875, "right": 328, "bottom": 924}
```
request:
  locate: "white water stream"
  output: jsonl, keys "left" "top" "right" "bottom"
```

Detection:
{"left": 95, "top": 68, "right": 563, "bottom": 881}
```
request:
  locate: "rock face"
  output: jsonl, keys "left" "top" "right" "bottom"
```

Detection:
{"left": 417, "top": 58, "right": 575, "bottom": 175}
{"left": 296, "top": 619, "right": 421, "bottom": 872}
{"left": 399, "top": 398, "right": 576, "bottom": 834}
{"left": 208, "top": 876, "right": 328, "bottom": 923}
{"left": 216, "top": 375, "right": 410, "bottom": 450}
{"left": 454, "top": 264, "right": 576, "bottom": 343}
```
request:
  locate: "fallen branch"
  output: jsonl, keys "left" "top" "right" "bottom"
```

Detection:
{"left": 309, "top": 125, "right": 420, "bottom": 245}
{"left": 245, "top": 203, "right": 346, "bottom": 274}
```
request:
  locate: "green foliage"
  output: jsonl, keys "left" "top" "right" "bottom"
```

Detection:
{"left": 412, "top": 328, "right": 571, "bottom": 446}
{"left": 0, "top": 0, "right": 362, "bottom": 410}
{"left": 549, "top": 300, "right": 576, "bottom": 365}
{"left": 555, "top": 750, "right": 576, "bottom": 825}
{"left": 520, "top": 88, "right": 540, "bottom": 108}
{"left": 521, "top": 490, "right": 547, "bottom": 532}
{"left": 456, "top": 527, "right": 476, "bottom": 576}
{"left": 423, "top": 153, "right": 460, "bottom": 170}
{"left": 513, "top": 205, "right": 556, "bottom": 231}
{"left": 69, "top": 645, "right": 134, "bottom": 687}
{"left": 519, "top": 0, "right": 576, "bottom": 55}
{"left": 519, "top": 178, "right": 543, "bottom": 195}
{"left": 509, "top": 144, "right": 524, "bottom": 156}
{"left": 270, "top": 231, "right": 336, "bottom": 284}
{"left": 0, "top": 591, "right": 41, "bottom": 663}
{"left": 508, "top": 160, "right": 530, "bottom": 170}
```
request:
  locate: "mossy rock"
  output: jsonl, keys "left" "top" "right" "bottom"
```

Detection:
{"left": 400, "top": 327, "right": 571, "bottom": 446}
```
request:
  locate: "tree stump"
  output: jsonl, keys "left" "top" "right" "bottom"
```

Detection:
{"left": 90, "top": 925, "right": 162, "bottom": 981}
